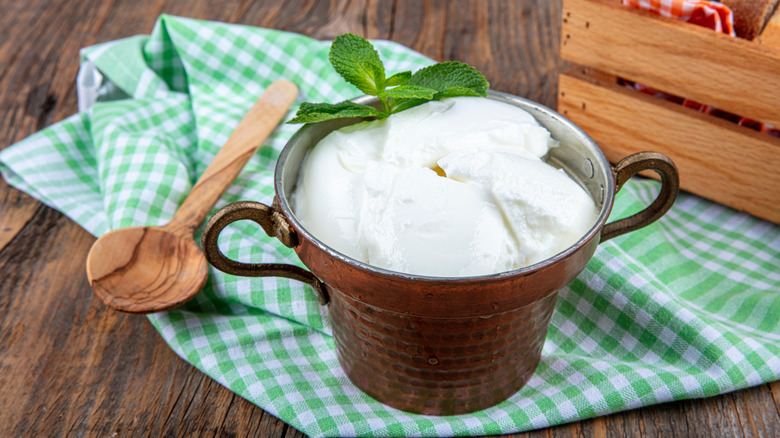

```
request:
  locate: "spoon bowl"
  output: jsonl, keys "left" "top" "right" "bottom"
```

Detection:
{"left": 86, "top": 80, "right": 299, "bottom": 313}
{"left": 87, "top": 226, "right": 209, "bottom": 313}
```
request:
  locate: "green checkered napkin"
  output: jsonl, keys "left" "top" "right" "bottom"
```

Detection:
{"left": 1, "top": 15, "right": 778, "bottom": 438}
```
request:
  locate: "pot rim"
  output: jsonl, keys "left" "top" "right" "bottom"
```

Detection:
{"left": 275, "top": 90, "right": 615, "bottom": 283}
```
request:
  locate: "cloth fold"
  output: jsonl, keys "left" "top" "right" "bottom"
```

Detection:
{"left": 1, "top": 15, "right": 778, "bottom": 438}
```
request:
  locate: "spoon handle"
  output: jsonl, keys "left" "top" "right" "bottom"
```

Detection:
{"left": 167, "top": 80, "right": 298, "bottom": 235}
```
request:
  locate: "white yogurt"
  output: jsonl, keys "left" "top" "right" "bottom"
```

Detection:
{"left": 292, "top": 97, "right": 598, "bottom": 277}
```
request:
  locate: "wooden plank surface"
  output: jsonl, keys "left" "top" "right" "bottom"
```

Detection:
{"left": 560, "top": 0, "right": 780, "bottom": 127}
{"left": 1, "top": 0, "right": 779, "bottom": 437}
{"left": 558, "top": 69, "right": 780, "bottom": 223}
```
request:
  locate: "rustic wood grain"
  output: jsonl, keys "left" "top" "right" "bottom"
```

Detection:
{"left": 0, "top": 179, "right": 39, "bottom": 250}
{"left": 560, "top": 0, "right": 780, "bottom": 127}
{"left": 758, "top": 4, "right": 780, "bottom": 47}
{"left": 558, "top": 69, "right": 780, "bottom": 223}
{"left": 1, "top": 0, "right": 778, "bottom": 437}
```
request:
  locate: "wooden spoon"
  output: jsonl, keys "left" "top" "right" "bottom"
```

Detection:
{"left": 86, "top": 80, "right": 298, "bottom": 313}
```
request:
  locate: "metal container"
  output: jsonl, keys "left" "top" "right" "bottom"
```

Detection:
{"left": 201, "top": 91, "right": 679, "bottom": 415}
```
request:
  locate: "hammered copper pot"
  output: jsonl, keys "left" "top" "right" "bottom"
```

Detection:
{"left": 201, "top": 91, "right": 679, "bottom": 415}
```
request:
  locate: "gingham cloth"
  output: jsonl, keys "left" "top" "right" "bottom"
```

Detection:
{"left": 622, "top": 0, "right": 735, "bottom": 34}
{"left": 1, "top": 15, "right": 778, "bottom": 438}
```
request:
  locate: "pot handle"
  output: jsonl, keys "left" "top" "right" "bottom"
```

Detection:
{"left": 601, "top": 151, "right": 679, "bottom": 242}
{"left": 201, "top": 199, "right": 329, "bottom": 305}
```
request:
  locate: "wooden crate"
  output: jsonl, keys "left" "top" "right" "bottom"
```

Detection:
{"left": 558, "top": 0, "right": 780, "bottom": 223}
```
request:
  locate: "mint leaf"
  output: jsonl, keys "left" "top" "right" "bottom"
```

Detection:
{"left": 288, "top": 101, "right": 385, "bottom": 124}
{"left": 438, "top": 86, "right": 484, "bottom": 98}
{"left": 387, "top": 98, "right": 429, "bottom": 114}
{"left": 379, "top": 84, "right": 438, "bottom": 101}
{"left": 386, "top": 71, "right": 412, "bottom": 87}
{"left": 407, "top": 62, "right": 489, "bottom": 99}
{"left": 328, "top": 33, "right": 386, "bottom": 95}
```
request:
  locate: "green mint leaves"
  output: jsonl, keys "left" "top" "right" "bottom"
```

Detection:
{"left": 328, "top": 33, "right": 386, "bottom": 95}
{"left": 287, "top": 101, "right": 385, "bottom": 124}
{"left": 288, "top": 33, "right": 489, "bottom": 124}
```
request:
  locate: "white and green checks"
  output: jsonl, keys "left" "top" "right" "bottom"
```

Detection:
{"left": 1, "top": 15, "right": 778, "bottom": 438}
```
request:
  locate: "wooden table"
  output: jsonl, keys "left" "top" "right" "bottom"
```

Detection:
{"left": 1, "top": 0, "right": 778, "bottom": 436}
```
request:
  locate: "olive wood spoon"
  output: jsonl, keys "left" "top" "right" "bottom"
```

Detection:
{"left": 86, "top": 80, "right": 298, "bottom": 313}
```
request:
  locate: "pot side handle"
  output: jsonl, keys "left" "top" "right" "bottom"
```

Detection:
{"left": 601, "top": 152, "right": 679, "bottom": 242}
{"left": 201, "top": 200, "right": 329, "bottom": 305}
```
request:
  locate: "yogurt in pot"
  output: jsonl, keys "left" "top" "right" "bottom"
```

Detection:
{"left": 292, "top": 96, "right": 599, "bottom": 277}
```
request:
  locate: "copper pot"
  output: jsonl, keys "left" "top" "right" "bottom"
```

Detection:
{"left": 201, "top": 91, "right": 679, "bottom": 415}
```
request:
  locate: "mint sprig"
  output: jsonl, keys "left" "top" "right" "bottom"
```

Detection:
{"left": 288, "top": 33, "right": 489, "bottom": 124}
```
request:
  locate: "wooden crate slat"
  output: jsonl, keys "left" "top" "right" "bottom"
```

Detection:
{"left": 561, "top": 0, "right": 780, "bottom": 127}
{"left": 759, "top": 5, "right": 780, "bottom": 47}
{"left": 558, "top": 70, "right": 780, "bottom": 224}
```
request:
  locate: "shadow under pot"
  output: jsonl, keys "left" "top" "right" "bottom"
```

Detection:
{"left": 201, "top": 91, "right": 679, "bottom": 416}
